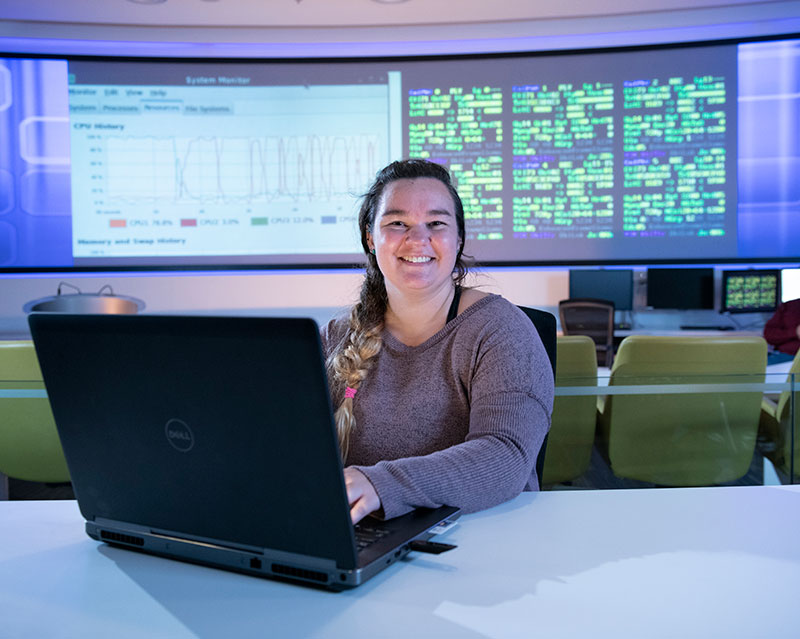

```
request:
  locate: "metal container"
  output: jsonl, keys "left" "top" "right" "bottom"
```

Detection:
{"left": 23, "top": 284, "right": 145, "bottom": 315}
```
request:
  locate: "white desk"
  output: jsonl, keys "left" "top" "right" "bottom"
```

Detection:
{"left": 2, "top": 486, "right": 799, "bottom": 638}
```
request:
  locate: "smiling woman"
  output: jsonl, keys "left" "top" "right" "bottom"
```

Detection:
{"left": 321, "top": 159, "right": 554, "bottom": 525}
{"left": 368, "top": 176, "right": 465, "bottom": 344}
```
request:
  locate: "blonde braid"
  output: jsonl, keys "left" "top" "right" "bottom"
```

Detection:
{"left": 328, "top": 269, "right": 387, "bottom": 461}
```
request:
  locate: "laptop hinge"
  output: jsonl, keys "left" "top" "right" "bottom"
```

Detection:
{"left": 93, "top": 517, "right": 264, "bottom": 554}
{"left": 91, "top": 517, "right": 339, "bottom": 570}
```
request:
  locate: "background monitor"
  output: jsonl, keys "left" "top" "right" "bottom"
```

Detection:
{"left": 721, "top": 269, "right": 780, "bottom": 313}
{"left": 782, "top": 268, "right": 800, "bottom": 303}
{"left": 569, "top": 269, "right": 633, "bottom": 310}
{"left": 646, "top": 268, "right": 714, "bottom": 310}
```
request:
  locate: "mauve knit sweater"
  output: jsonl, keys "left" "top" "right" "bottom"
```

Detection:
{"left": 321, "top": 294, "right": 554, "bottom": 520}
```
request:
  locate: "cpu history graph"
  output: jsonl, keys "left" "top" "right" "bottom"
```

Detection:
{"left": 102, "top": 133, "right": 381, "bottom": 204}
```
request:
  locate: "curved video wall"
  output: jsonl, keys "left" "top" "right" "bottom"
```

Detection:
{"left": 0, "top": 35, "right": 798, "bottom": 271}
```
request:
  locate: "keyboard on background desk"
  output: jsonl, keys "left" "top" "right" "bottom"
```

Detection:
{"left": 679, "top": 325, "right": 735, "bottom": 331}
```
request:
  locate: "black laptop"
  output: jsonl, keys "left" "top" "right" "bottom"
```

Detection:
{"left": 28, "top": 313, "right": 459, "bottom": 590}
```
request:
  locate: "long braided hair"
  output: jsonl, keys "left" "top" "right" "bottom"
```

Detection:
{"left": 327, "top": 159, "right": 469, "bottom": 461}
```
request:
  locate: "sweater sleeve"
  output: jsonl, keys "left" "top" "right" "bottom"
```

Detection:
{"left": 764, "top": 303, "right": 799, "bottom": 347}
{"left": 353, "top": 306, "right": 554, "bottom": 520}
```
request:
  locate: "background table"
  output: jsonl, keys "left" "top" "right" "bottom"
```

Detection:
{"left": 2, "top": 485, "right": 799, "bottom": 638}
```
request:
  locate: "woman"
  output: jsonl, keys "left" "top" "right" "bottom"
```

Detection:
{"left": 321, "top": 159, "right": 553, "bottom": 524}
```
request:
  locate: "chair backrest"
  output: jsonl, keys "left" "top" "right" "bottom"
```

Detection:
{"left": 775, "top": 350, "right": 800, "bottom": 423}
{"left": 775, "top": 351, "right": 800, "bottom": 474}
{"left": 516, "top": 306, "right": 556, "bottom": 486}
{"left": 0, "top": 340, "right": 70, "bottom": 483}
{"left": 558, "top": 298, "right": 615, "bottom": 367}
{"left": 517, "top": 306, "right": 557, "bottom": 374}
{"left": 601, "top": 335, "right": 767, "bottom": 486}
{"left": 542, "top": 335, "right": 598, "bottom": 485}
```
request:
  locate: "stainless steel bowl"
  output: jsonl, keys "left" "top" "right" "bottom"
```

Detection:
{"left": 24, "top": 293, "right": 145, "bottom": 314}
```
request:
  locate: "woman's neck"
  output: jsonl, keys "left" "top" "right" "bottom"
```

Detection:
{"left": 384, "top": 283, "right": 456, "bottom": 347}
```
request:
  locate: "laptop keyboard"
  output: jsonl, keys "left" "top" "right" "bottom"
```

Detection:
{"left": 353, "top": 523, "right": 391, "bottom": 551}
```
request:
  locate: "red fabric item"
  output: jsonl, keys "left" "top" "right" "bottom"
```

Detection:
{"left": 764, "top": 298, "right": 800, "bottom": 355}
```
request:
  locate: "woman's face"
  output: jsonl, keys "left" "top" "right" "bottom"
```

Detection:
{"left": 367, "top": 177, "right": 462, "bottom": 297}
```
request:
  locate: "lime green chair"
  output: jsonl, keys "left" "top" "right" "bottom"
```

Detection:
{"left": 0, "top": 341, "right": 70, "bottom": 489}
{"left": 760, "top": 350, "right": 800, "bottom": 478}
{"left": 542, "top": 336, "right": 598, "bottom": 485}
{"left": 598, "top": 336, "right": 767, "bottom": 486}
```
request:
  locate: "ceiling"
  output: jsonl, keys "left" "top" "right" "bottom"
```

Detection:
{"left": 0, "top": 0, "right": 792, "bottom": 28}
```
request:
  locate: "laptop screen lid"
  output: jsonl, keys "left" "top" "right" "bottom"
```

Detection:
{"left": 28, "top": 313, "right": 360, "bottom": 569}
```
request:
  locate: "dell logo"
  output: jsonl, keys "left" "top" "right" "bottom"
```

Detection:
{"left": 165, "top": 418, "right": 194, "bottom": 452}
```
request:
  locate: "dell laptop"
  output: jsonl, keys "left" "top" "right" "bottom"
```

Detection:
{"left": 28, "top": 313, "right": 459, "bottom": 590}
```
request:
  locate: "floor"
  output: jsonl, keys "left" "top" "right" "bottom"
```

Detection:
{"left": 3, "top": 437, "right": 792, "bottom": 500}
{"left": 5, "top": 478, "right": 75, "bottom": 500}
{"left": 5, "top": 460, "right": 788, "bottom": 502}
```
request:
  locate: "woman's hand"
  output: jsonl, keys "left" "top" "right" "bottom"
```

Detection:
{"left": 343, "top": 467, "right": 381, "bottom": 524}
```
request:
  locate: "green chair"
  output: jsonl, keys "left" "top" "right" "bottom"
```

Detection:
{"left": 0, "top": 341, "right": 70, "bottom": 495}
{"left": 542, "top": 335, "right": 598, "bottom": 485}
{"left": 598, "top": 335, "right": 767, "bottom": 486}
{"left": 760, "top": 350, "right": 800, "bottom": 478}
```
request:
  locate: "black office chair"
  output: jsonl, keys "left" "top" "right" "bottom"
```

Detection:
{"left": 517, "top": 306, "right": 556, "bottom": 486}
{"left": 558, "top": 298, "right": 615, "bottom": 367}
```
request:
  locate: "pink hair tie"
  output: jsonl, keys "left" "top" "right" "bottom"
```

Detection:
{"left": 344, "top": 386, "right": 357, "bottom": 399}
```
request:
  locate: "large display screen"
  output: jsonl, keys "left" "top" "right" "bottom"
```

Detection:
{"left": 1, "top": 36, "right": 798, "bottom": 271}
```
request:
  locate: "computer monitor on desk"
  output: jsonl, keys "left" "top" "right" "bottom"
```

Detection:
{"left": 646, "top": 268, "right": 714, "bottom": 310}
{"left": 781, "top": 268, "right": 800, "bottom": 303}
{"left": 721, "top": 269, "right": 780, "bottom": 313}
{"left": 569, "top": 269, "right": 633, "bottom": 311}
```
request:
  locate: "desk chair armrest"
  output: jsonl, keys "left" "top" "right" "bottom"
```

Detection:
{"left": 761, "top": 396, "right": 778, "bottom": 419}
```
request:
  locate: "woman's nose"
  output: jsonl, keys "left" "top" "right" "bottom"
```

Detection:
{"left": 406, "top": 224, "right": 430, "bottom": 243}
